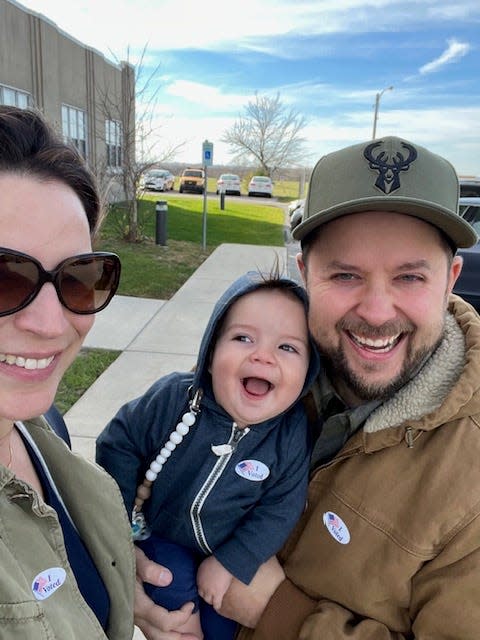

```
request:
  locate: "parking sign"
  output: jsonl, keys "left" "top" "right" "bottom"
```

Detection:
{"left": 202, "top": 140, "right": 213, "bottom": 167}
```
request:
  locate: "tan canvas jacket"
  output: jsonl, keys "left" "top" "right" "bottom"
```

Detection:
{"left": 238, "top": 295, "right": 480, "bottom": 639}
{"left": 0, "top": 416, "right": 135, "bottom": 639}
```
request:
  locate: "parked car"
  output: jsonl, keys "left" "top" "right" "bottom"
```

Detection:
{"left": 287, "top": 198, "right": 304, "bottom": 230}
{"left": 216, "top": 173, "right": 241, "bottom": 196}
{"left": 288, "top": 198, "right": 304, "bottom": 216}
{"left": 179, "top": 168, "right": 205, "bottom": 194}
{"left": 143, "top": 169, "right": 174, "bottom": 192}
{"left": 453, "top": 196, "right": 480, "bottom": 311}
{"left": 459, "top": 177, "right": 480, "bottom": 197}
{"left": 248, "top": 176, "right": 273, "bottom": 198}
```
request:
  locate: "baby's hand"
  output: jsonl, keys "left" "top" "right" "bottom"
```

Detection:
{"left": 197, "top": 556, "right": 233, "bottom": 611}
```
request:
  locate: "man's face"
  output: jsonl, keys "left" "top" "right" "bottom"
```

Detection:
{"left": 297, "top": 211, "right": 463, "bottom": 406}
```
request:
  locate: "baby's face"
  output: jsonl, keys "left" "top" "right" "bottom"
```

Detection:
{"left": 210, "top": 288, "right": 310, "bottom": 428}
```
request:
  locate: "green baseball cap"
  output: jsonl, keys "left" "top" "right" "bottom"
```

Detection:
{"left": 293, "top": 136, "right": 478, "bottom": 249}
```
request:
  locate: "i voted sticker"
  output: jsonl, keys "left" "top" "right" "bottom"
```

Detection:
{"left": 235, "top": 459, "right": 270, "bottom": 481}
{"left": 32, "top": 567, "right": 66, "bottom": 600}
{"left": 323, "top": 511, "right": 351, "bottom": 545}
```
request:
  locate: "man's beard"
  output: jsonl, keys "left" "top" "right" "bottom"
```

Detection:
{"left": 320, "top": 318, "right": 445, "bottom": 403}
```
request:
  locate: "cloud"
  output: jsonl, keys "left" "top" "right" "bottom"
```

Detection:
{"left": 419, "top": 38, "right": 471, "bottom": 75}
{"left": 165, "top": 81, "right": 247, "bottom": 112}
{"left": 20, "top": 0, "right": 480, "bottom": 62}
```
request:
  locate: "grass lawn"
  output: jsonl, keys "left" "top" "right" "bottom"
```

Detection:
{"left": 95, "top": 194, "right": 285, "bottom": 299}
{"left": 56, "top": 193, "right": 286, "bottom": 413}
{"left": 55, "top": 349, "right": 121, "bottom": 415}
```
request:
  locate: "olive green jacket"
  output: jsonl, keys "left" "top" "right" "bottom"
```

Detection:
{"left": 238, "top": 296, "right": 480, "bottom": 639}
{"left": 0, "top": 415, "right": 135, "bottom": 639}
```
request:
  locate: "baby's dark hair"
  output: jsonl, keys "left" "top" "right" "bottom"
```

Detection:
{"left": 250, "top": 262, "right": 309, "bottom": 308}
{"left": 0, "top": 105, "right": 100, "bottom": 235}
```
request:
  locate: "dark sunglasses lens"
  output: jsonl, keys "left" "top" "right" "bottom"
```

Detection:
{"left": 0, "top": 253, "right": 40, "bottom": 315}
{"left": 58, "top": 255, "right": 120, "bottom": 314}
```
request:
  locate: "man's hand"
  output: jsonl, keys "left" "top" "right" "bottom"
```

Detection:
{"left": 134, "top": 546, "right": 200, "bottom": 640}
{"left": 219, "top": 556, "right": 286, "bottom": 628}
{"left": 197, "top": 556, "right": 233, "bottom": 610}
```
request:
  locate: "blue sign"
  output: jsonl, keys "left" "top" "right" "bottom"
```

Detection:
{"left": 202, "top": 140, "right": 214, "bottom": 166}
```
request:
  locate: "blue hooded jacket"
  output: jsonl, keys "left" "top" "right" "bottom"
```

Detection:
{"left": 97, "top": 272, "right": 320, "bottom": 584}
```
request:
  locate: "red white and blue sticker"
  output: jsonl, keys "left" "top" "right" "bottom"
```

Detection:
{"left": 32, "top": 567, "right": 66, "bottom": 600}
{"left": 235, "top": 459, "right": 270, "bottom": 481}
{"left": 323, "top": 511, "right": 351, "bottom": 544}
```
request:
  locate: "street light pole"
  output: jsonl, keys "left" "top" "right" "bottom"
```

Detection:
{"left": 372, "top": 85, "right": 393, "bottom": 139}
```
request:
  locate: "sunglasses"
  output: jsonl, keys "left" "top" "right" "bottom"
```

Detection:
{"left": 0, "top": 248, "right": 121, "bottom": 316}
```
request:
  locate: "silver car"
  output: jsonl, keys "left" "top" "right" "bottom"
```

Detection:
{"left": 144, "top": 169, "right": 174, "bottom": 192}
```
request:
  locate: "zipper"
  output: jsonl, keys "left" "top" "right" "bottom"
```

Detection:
{"left": 190, "top": 423, "right": 249, "bottom": 554}
{"left": 405, "top": 427, "right": 415, "bottom": 448}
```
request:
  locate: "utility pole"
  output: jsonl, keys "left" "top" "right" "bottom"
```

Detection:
{"left": 372, "top": 86, "right": 393, "bottom": 139}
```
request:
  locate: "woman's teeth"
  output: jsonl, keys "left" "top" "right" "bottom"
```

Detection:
{"left": 0, "top": 354, "right": 55, "bottom": 370}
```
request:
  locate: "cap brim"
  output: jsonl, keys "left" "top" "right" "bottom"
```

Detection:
{"left": 292, "top": 196, "right": 479, "bottom": 249}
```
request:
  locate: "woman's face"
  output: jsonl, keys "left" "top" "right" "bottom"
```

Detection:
{"left": 0, "top": 173, "right": 95, "bottom": 428}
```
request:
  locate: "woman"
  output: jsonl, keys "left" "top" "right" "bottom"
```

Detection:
{"left": 0, "top": 105, "right": 134, "bottom": 639}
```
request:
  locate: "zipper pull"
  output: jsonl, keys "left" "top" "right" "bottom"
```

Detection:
{"left": 211, "top": 444, "right": 233, "bottom": 456}
{"left": 405, "top": 427, "right": 415, "bottom": 448}
{"left": 211, "top": 424, "right": 250, "bottom": 456}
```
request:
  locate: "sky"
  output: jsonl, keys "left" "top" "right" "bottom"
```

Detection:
{"left": 18, "top": 0, "right": 480, "bottom": 175}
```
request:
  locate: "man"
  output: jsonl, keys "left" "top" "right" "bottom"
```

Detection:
{"left": 231, "top": 136, "right": 480, "bottom": 639}
{"left": 136, "top": 137, "right": 480, "bottom": 639}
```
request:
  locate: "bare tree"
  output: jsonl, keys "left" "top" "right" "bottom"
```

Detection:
{"left": 222, "top": 93, "right": 308, "bottom": 176}
{"left": 96, "top": 45, "right": 184, "bottom": 242}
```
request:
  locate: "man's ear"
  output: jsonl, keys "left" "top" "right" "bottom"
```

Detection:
{"left": 448, "top": 255, "right": 464, "bottom": 294}
{"left": 296, "top": 252, "right": 307, "bottom": 285}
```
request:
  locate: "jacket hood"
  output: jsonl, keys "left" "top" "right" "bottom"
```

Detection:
{"left": 192, "top": 271, "right": 320, "bottom": 408}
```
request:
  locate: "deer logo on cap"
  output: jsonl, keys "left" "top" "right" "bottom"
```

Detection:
{"left": 363, "top": 140, "right": 418, "bottom": 194}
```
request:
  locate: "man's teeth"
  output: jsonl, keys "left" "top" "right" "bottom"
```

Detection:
{"left": 0, "top": 354, "right": 54, "bottom": 370}
{"left": 351, "top": 333, "right": 400, "bottom": 351}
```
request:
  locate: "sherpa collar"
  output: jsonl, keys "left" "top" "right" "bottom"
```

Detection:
{"left": 364, "top": 312, "right": 466, "bottom": 433}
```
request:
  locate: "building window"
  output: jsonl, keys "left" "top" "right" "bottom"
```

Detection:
{"left": 0, "top": 84, "right": 31, "bottom": 108}
{"left": 62, "top": 104, "right": 87, "bottom": 158}
{"left": 105, "top": 119, "right": 122, "bottom": 168}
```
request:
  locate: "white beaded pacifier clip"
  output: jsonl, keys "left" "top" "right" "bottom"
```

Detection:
{"left": 131, "top": 388, "right": 203, "bottom": 541}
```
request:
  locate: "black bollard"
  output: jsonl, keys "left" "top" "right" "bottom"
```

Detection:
{"left": 155, "top": 201, "right": 168, "bottom": 245}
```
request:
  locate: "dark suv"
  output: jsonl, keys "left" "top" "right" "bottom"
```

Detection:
{"left": 459, "top": 177, "right": 480, "bottom": 197}
{"left": 453, "top": 196, "right": 480, "bottom": 311}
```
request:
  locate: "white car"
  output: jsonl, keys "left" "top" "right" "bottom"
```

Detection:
{"left": 248, "top": 176, "right": 273, "bottom": 198}
{"left": 216, "top": 173, "right": 241, "bottom": 196}
{"left": 144, "top": 169, "right": 175, "bottom": 192}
